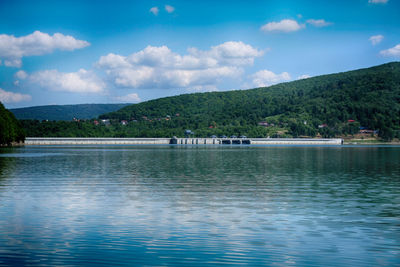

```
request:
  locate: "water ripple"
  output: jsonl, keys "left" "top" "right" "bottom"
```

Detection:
{"left": 0, "top": 145, "right": 399, "bottom": 266}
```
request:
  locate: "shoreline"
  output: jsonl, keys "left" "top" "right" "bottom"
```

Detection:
{"left": 23, "top": 137, "right": 343, "bottom": 146}
{"left": 3, "top": 138, "right": 399, "bottom": 147}
{"left": 343, "top": 139, "right": 400, "bottom": 145}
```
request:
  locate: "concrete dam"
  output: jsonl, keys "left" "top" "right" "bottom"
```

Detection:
{"left": 25, "top": 137, "right": 343, "bottom": 145}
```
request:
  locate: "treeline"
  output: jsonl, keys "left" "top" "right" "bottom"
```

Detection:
{"left": 20, "top": 119, "right": 271, "bottom": 138}
{"left": 0, "top": 102, "right": 25, "bottom": 145}
{"left": 21, "top": 62, "right": 400, "bottom": 140}
{"left": 11, "top": 103, "right": 131, "bottom": 121}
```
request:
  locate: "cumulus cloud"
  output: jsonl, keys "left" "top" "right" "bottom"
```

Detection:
{"left": 306, "top": 19, "right": 332, "bottom": 27}
{"left": 380, "top": 44, "right": 400, "bottom": 57}
{"left": 113, "top": 93, "right": 141, "bottom": 103}
{"left": 14, "top": 70, "right": 28, "bottom": 86}
{"left": 187, "top": 85, "right": 218, "bottom": 92}
{"left": 165, "top": 5, "right": 175, "bottom": 13}
{"left": 14, "top": 70, "right": 28, "bottom": 80}
{"left": 0, "top": 88, "right": 31, "bottom": 103}
{"left": 29, "top": 69, "right": 105, "bottom": 93}
{"left": 369, "top": 35, "right": 384, "bottom": 45}
{"left": 150, "top": 6, "right": 159, "bottom": 15}
{"left": 97, "top": 41, "right": 263, "bottom": 90}
{"left": 297, "top": 74, "right": 311, "bottom": 80}
{"left": 251, "top": 70, "right": 291, "bottom": 87}
{"left": 368, "top": 0, "right": 388, "bottom": 3}
{"left": 0, "top": 31, "right": 89, "bottom": 67}
{"left": 189, "top": 41, "right": 264, "bottom": 66}
{"left": 261, "top": 19, "right": 304, "bottom": 33}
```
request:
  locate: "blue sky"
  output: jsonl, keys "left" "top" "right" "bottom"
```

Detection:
{"left": 0, "top": 0, "right": 399, "bottom": 108}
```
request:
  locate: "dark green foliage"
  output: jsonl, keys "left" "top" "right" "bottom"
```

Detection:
{"left": 0, "top": 102, "right": 25, "bottom": 145}
{"left": 21, "top": 62, "right": 400, "bottom": 140}
{"left": 11, "top": 103, "right": 131, "bottom": 121}
{"left": 20, "top": 120, "right": 114, "bottom": 137}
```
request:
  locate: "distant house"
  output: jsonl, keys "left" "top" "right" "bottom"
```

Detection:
{"left": 93, "top": 120, "right": 99, "bottom": 126}
{"left": 121, "top": 120, "right": 128, "bottom": 125}
{"left": 318, "top": 124, "right": 328, "bottom": 128}
{"left": 348, "top": 119, "right": 355, "bottom": 123}
{"left": 258, "top": 121, "right": 269, "bottom": 127}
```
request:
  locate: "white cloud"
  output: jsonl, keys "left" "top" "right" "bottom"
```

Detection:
{"left": 191, "top": 41, "right": 265, "bottom": 66}
{"left": 150, "top": 6, "right": 159, "bottom": 15}
{"left": 187, "top": 85, "right": 218, "bottom": 92}
{"left": 97, "top": 53, "right": 132, "bottom": 69}
{"left": 369, "top": 35, "right": 384, "bottom": 45}
{"left": 113, "top": 93, "right": 141, "bottom": 103}
{"left": 165, "top": 5, "right": 175, "bottom": 13}
{"left": 0, "top": 31, "right": 89, "bottom": 67}
{"left": 297, "top": 74, "right": 311, "bottom": 80}
{"left": 251, "top": 70, "right": 291, "bottom": 87}
{"left": 29, "top": 69, "right": 105, "bottom": 93}
{"left": 3, "top": 58, "right": 22, "bottom": 67}
{"left": 261, "top": 19, "right": 304, "bottom": 33}
{"left": 15, "top": 70, "right": 28, "bottom": 80}
{"left": 380, "top": 44, "right": 400, "bottom": 57}
{"left": 97, "top": 41, "right": 263, "bottom": 91}
{"left": 368, "top": 0, "right": 388, "bottom": 4}
{"left": 306, "top": 19, "right": 332, "bottom": 27}
{"left": 106, "top": 66, "right": 155, "bottom": 88}
{"left": 0, "top": 88, "right": 31, "bottom": 103}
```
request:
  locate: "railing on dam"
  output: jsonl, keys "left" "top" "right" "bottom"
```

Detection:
{"left": 250, "top": 138, "right": 343, "bottom": 145}
{"left": 25, "top": 137, "right": 343, "bottom": 145}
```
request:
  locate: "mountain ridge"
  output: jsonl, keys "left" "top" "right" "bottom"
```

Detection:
{"left": 11, "top": 103, "right": 131, "bottom": 121}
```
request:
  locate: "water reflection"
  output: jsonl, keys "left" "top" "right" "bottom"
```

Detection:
{"left": 0, "top": 145, "right": 399, "bottom": 266}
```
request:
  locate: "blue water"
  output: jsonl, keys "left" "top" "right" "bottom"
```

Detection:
{"left": 0, "top": 145, "right": 399, "bottom": 266}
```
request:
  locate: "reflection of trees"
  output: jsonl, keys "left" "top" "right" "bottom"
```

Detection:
{"left": 0, "top": 149, "right": 17, "bottom": 185}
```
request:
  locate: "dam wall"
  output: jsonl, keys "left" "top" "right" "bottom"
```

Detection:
{"left": 25, "top": 137, "right": 343, "bottom": 145}
{"left": 25, "top": 137, "right": 171, "bottom": 145}
{"left": 250, "top": 138, "right": 343, "bottom": 145}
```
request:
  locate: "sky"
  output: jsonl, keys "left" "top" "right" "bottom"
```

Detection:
{"left": 0, "top": 0, "right": 399, "bottom": 108}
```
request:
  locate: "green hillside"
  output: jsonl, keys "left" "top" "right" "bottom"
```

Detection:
{"left": 0, "top": 102, "right": 25, "bottom": 145}
{"left": 21, "top": 62, "right": 400, "bottom": 140}
{"left": 11, "top": 103, "right": 131, "bottom": 121}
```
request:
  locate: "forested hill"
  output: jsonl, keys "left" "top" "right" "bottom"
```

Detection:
{"left": 21, "top": 62, "right": 400, "bottom": 140}
{"left": 98, "top": 62, "right": 400, "bottom": 139}
{"left": 11, "top": 103, "right": 131, "bottom": 121}
{"left": 0, "top": 102, "right": 25, "bottom": 145}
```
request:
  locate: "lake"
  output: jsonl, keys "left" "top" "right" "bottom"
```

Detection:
{"left": 0, "top": 145, "right": 399, "bottom": 266}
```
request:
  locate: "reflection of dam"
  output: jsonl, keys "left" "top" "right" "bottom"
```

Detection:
{"left": 25, "top": 137, "right": 343, "bottom": 145}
